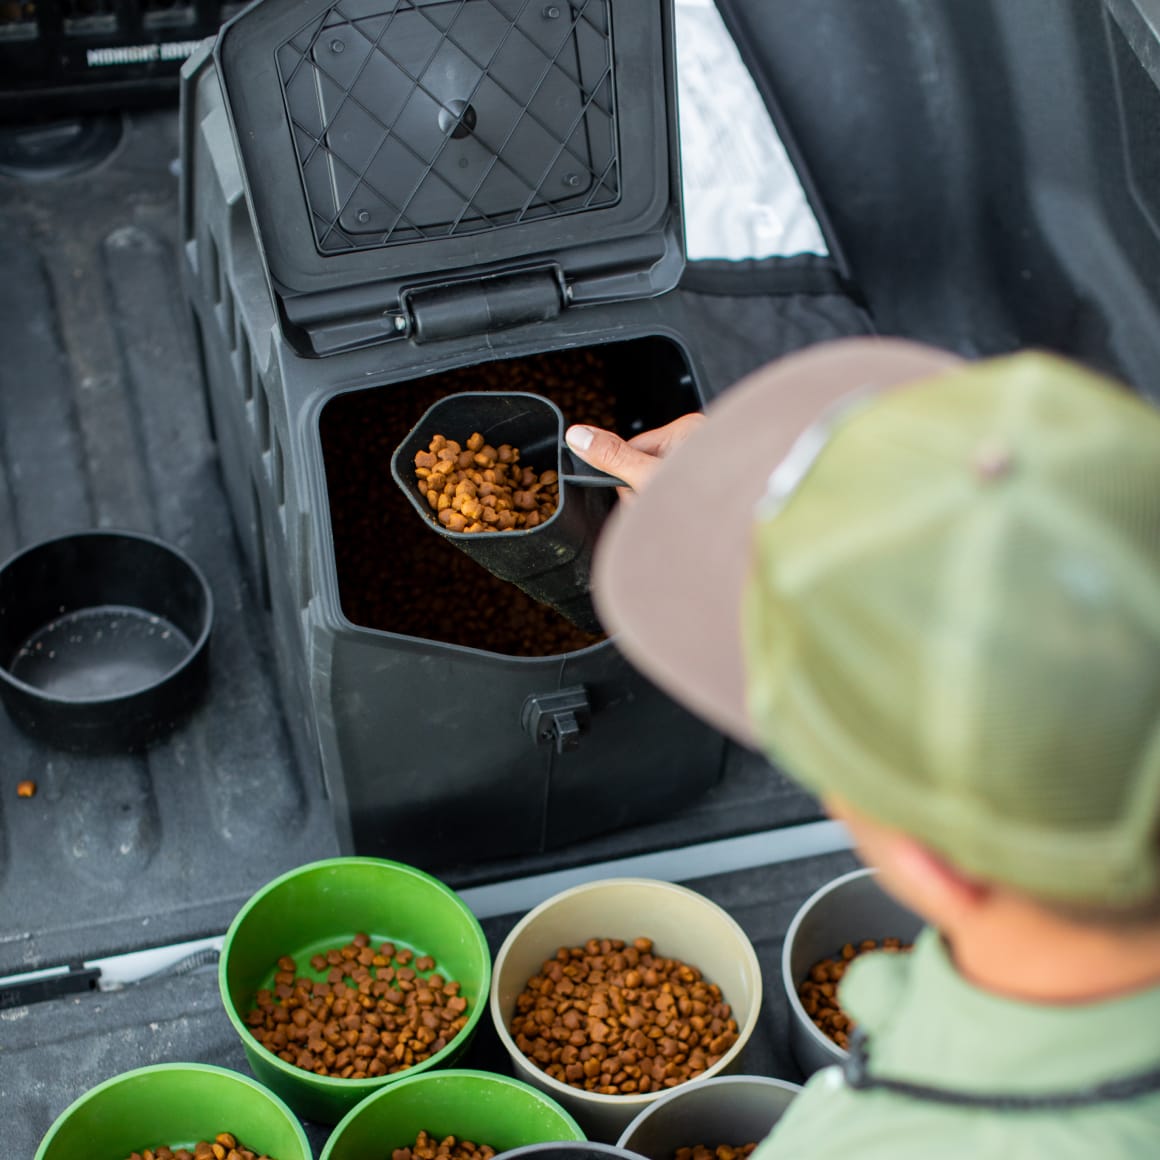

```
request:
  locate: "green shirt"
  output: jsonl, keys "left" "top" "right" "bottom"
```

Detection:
{"left": 757, "top": 928, "right": 1160, "bottom": 1157}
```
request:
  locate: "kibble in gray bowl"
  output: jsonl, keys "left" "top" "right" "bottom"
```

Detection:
{"left": 781, "top": 868, "right": 922, "bottom": 1077}
{"left": 617, "top": 1073, "right": 801, "bottom": 1160}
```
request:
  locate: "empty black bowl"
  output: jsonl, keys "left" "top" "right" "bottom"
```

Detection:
{"left": 0, "top": 530, "right": 213, "bottom": 752}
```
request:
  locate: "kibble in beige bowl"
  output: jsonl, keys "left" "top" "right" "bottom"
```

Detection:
{"left": 489, "top": 879, "right": 763, "bottom": 1143}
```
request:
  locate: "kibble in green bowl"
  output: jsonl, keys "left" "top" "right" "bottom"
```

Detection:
{"left": 220, "top": 857, "right": 491, "bottom": 1125}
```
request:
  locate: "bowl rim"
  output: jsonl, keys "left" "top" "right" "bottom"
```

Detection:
{"left": 32, "top": 1062, "right": 312, "bottom": 1160}
{"left": 0, "top": 527, "right": 214, "bottom": 705}
{"left": 615, "top": 1072, "right": 803, "bottom": 1149}
{"left": 780, "top": 865, "right": 884, "bottom": 1062}
{"left": 497, "top": 1144, "right": 644, "bottom": 1160}
{"left": 488, "top": 876, "right": 764, "bottom": 1110}
{"left": 319, "top": 1067, "right": 586, "bottom": 1158}
{"left": 219, "top": 856, "right": 493, "bottom": 1093}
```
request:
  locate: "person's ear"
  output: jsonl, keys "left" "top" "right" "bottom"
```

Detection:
{"left": 823, "top": 795, "right": 990, "bottom": 926}
{"left": 885, "top": 834, "right": 990, "bottom": 920}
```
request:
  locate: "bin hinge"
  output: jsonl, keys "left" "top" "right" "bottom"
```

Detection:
{"left": 404, "top": 268, "right": 563, "bottom": 344}
{"left": 522, "top": 686, "right": 591, "bottom": 755}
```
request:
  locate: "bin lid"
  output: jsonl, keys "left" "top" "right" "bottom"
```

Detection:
{"left": 215, "top": 0, "right": 683, "bottom": 355}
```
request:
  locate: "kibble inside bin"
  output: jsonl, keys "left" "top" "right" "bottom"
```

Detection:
{"left": 182, "top": 0, "right": 728, "bottom": 871}
{"left": 391, "top": 392, "right": 617, "bottom": 634}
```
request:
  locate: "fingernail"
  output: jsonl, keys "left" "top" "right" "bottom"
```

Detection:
{"left": 566, "top": 425, "right": 594, "bottom": 452}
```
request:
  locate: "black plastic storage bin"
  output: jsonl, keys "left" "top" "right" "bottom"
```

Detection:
{"left": 179, "top": 0, "right": 728, "bottom": 873}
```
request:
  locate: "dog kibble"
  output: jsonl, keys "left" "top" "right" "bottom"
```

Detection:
{"left": 243, "top": 935, "right": 469, "bottom": 1079}
{"left": 798, "top": 938, "right": 910, "bottom": 1049}
{"left": 674, "top": 1144, "right": 758, "bottom": 1160}
{"left": 510, "top": 936, "right": 739, "bottom": 1095}
{"left": 390, "top": 1130, "right": 496, "bottom": 1160}
{"left": 413, "top": 434, "right": 559, "bottom": 534}
{"left": 123, "top": 1132, "right": 273, "bottom": 1160}
{"left": 320, "top": 348, "right": 615, "bottom": 655}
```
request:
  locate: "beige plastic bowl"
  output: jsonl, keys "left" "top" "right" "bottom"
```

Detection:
{"left": 489, "top": 878, "right": 763, "bottom": 1142}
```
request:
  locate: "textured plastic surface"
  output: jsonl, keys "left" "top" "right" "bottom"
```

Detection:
{"left": 617, "top": 1074, "right": 801, "bottom": 1158}
{"left": 781, "top": 868, "right": 923, "bottom": 1077}
{"left": 271, "top": 4, "right": 619, "bottom": 252}
{"left": 34, "top": 1063, "right": 312, "bottom": 1160}
{"left": 213, "top": 0, "right": 684, "bottom": 353}
{"left": 489, "top": 878, "right": 763, "bottom": 1141}
{"left": 0, "top": 530, "right": 212, "bottom": 752}
{"left": 320, "top": 1069, "right": 584, "bottom": 1160}
{"left": 0, "top": 110, "right": 342, "bottom": 976}
{"left": 392, "top": 392, "right": 617, "bottom": 632}
{"left": 219, "top": 858, "right": 491, "bottom": 1124}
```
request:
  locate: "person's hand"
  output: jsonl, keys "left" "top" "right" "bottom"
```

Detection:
{"left": 565, "top": 413, "right": 705, "bottom": 499}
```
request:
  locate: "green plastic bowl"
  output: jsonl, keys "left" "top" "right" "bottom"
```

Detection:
{"left": 320, "top": 1069, "right": 585, "bottom": 1160}
{"left": 220, "top": 857, "right": 492, "bottom": 1125}
{"left": 34, "top": 1063, "right": 311, "bottom": 1160}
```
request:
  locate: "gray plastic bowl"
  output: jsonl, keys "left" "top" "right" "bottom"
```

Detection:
{"left": 781, "top": 868, "right": 923, "bottom": 1077}
{"left": 497, "top": 1146, "right": 642, "bottom": 1160}
{"left": 617, "top": 1074, "right": 801, "bottom": 1159}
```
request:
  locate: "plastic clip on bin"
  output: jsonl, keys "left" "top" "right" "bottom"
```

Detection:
{"left": 392, "top": 392, "right": 621, "bottom": 633}
{"left": 180, "top": 0, "right": 728, "bottom": 870}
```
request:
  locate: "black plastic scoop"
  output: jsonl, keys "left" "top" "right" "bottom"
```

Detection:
{"left": 391, "top": 392, "right": 621, "bottom": 633}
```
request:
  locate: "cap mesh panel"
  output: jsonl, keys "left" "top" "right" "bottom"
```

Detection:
{"left": 972, "top": 516, "right": 1160, "bottom": 828}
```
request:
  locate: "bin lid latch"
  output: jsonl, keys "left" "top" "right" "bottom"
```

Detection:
{"left": 404, "top": 268, "right": 563, "bottom": 345}
{"left": 522, "top": 685, "right": 591, "bottom": 755}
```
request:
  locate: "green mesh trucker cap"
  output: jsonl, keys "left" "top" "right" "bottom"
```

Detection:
{"left": 592, "top": 338, "right": 1160, "bottom": 906}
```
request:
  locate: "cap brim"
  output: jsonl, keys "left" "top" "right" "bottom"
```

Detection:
{"left": 591, "top": 337, "right": 965, "bottom": 750}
